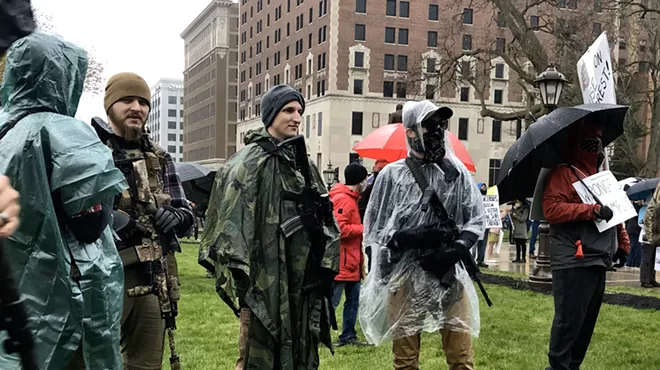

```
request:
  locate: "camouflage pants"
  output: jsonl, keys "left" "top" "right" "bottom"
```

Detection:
{"left": 120, "top": 253, "right": 180, "bottom": 370}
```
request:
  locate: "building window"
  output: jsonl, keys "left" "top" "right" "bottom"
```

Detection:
{"left": 427, "top": 58, "right": 436, "bottom": 73}
{"left": 385, "top": 27, "right": 396, "bottom": 43}
{"left": 318, "top": 112, "right": 323, "bottom": 135}
{"left": 384, "top": 54, "right": 395, "bottom": 70}
{"left": 355, "top": 24, "right": 366, "bottom": 41}
{"left": 497, "top": 11, "right": 506, "bottom": 27}
{"left": 429, "top": 4, "right": 438, "bottom": 20}
{"left": 168, "top": 109, "right": 176, "bottom": 117}
{"left": 356, "top": 0, "right": 366, "bottom": 13}
{"left": 349, "top": 152, "right": 361, "bottom": 164}
{"left": 398, "top": 28, "right": 408, "bottom": 45}
{"left": 352, "top": 112, "right": 363, "bottom": 135}
{"left": 530, "top": 15, "right": 539, "bottom": 30}
{"left": 168, "top": 96, "right": 177, "bottom": 104}
{"left": 399, "top": 1, "right": 409, "bottom": 17}
{"left": 396, "top": 82, "right": 406, "bottom": 98}
{"left": 494, "top": 89, "right": 503, "bottom": 104}
{"left": 495, "top": 37, "right": 506, "bottom": 53}
{"left": 495, "top": 63, "right": 505, "bottom": 78}
{"left": 355, "top": 51, "right": 364, "bottom": 67}
{"left": 168, "top": 133, "right": 177, "bottom": 141}
{"left": 168, "top": 145, "right": 176, "bottom": 153}
{"left": 383, "top": 81, "right": 394, "bottom": 97}
{"left": 458, "top": 118, "right": 468, "bottom": 140}
{"left": 594, "top": 0, "right": 602, "bottom": 12}
{"left": 306, "top": 115, "right": 311, "bottom": 138}
{"left": 463, "top": 8, "right": 473, "bottom": 24}
{"left": 593, "top": 22, "right": 601, "bottom": 38}
{"left": 488, "top": 159, "right": 501, "bottom": 187}
{"left": 425, "top": 84, "right": 435, "bottom": 100}
{"left": 354, "top": 79, "right": 364, "bottom": 94}
{"left": 492, "top": 120, "right": 502, "bottom": 142}
{"left": 386, "top": 0, "right": 396, "bottom": 16}
{"left": 462, "top": 34, "right": 472, "bottom": 51}
{"left": 428, "top": 31, "right": 438, "bottom": 47}
{"left": 460, "top": 87, "right": 469, "bottom": 102}
{"left": 397, "top": 55, "right": 407, "bottom": 71}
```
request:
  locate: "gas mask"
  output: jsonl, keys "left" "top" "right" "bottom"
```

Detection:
{"left": 408, "top": 120, "right": 446, "bottom": 163}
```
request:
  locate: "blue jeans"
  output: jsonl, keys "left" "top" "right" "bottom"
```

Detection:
{"left": 626, "top": 235, "right": 642, "bottom": 267}
{"left": 332, "top": 281, "right": 360, "bottom": 344}
{"left": 529, "top": 220, "right": 540, "bottom": 255}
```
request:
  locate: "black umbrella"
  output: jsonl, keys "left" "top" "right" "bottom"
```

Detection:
{"left": 626, "top": 178, "right": 659, "bottom": 201}
{"left": 496, "top": 104, "right": 629, "bottom": 205}
{"left": 174, "top": 162, "right": 216, "bottom": 205}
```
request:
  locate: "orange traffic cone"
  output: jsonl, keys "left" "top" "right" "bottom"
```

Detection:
{"left": 575, "top": 240, "right": 584, "bottom": 259}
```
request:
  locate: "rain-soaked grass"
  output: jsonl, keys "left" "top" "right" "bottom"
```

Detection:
{"left": 165, "top": 241, "right": 659, "bottom": 369}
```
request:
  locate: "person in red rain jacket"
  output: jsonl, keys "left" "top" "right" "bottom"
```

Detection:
{"left": 542, "top": 120, "right": 630, "bottom": 370}
{"left": 329, "top": 162, "right": 369, "bottom": 347}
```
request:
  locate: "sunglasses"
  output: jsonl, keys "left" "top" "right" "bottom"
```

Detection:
{"left": 421, "top": 119, "right": 448, "bottom": 134}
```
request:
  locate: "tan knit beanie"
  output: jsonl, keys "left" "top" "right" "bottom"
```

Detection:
{"left": 104, "top": 72, "right": 151, "bottom": 112}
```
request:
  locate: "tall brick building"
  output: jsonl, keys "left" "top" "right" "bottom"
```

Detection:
{"left": 181, "top": 0, "right": 240, "bottom": 163}
{"left": 236, "top": 0, "right": 614, "bottom": 184}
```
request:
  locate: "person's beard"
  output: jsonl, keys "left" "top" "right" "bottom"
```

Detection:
{"left": 108, "top": 110, "right": 145, "bottom": 141}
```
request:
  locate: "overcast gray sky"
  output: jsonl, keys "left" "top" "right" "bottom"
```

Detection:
{"left": 30, "top": 0, "right": 218, "bottom": 122}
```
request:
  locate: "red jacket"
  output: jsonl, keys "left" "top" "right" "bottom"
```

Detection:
{"left": 329, "top": 184, "right": 364, "bottom": 281}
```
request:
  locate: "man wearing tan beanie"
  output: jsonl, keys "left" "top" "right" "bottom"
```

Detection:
{"left": 93, "top": 72, "right": 194, "bottom": 370}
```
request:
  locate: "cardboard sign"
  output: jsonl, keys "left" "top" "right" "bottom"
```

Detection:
{"left": 482, "top": 195, "right": 503, "bottom": 228}
{"left": 572, "top": 171, "right": 637, "bottom": 232}
{"left": 577, "top": 32, "right": 617, "bottom": 105}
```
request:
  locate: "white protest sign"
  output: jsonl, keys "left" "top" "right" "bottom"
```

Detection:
{"left": 577, "top": 32, "right": 616, "bottom": 105}
{"left": 572, "top": 171, "right": 637, "bottom": 232}
{"left": 482, "top": 195, "right": 502, "bottom": 228}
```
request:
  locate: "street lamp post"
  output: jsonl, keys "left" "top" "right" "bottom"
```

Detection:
{"left": 323, "top": 160, "right": 335, "bottom": 189}
{"left": 529, "top": 64, "right": 568, "bottom": 292}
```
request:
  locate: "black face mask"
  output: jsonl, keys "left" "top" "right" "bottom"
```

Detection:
{"left": 578, "top": 138, "right": 602, "bottom": 153}
{"left": 409, "top": 130, "right": 446, "bottom": 163}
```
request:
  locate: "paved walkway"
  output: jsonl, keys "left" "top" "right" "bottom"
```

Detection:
{"left": 483, "top": 243, "right": 657, "bottom": 288}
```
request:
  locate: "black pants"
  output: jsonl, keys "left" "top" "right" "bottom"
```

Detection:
{"left": 640, "top": 244, "right": 657, "bottom": 284}
{"left": 548, "top": 267, "right": 606, "bottom": 370}
{"left": 514, "top": 238, "right": 527, "bottom": 260}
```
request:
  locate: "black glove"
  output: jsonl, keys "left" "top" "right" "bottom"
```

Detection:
{"left": 594, "top": 205, "right": 614, "bottom": 222}
{"left": 613, "top": 248, "right": 628, "bottom": 268}
{"left": 154, "top": 205, "right": 184, "bottom": 234}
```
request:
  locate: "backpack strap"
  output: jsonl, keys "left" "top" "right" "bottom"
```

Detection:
{"left": 254, "top": 138, "right": 278, "bottom": 155}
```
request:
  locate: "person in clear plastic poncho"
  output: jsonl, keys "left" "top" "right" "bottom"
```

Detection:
{"left": 359, "top": 100, "right": 486, "bottom": 370}
{"left": 0, "top": 32, "right": 127, "bottom": 369}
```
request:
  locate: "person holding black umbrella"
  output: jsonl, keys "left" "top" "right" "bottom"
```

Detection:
{"left": 542, "top": 120, "right": 630, "bottom": 370}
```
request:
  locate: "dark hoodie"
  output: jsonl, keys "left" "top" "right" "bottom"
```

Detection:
{"left": 542, "top": 121, "right": 629, "bottom": 270}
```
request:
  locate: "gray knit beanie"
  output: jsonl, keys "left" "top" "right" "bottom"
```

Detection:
{"left": 260, "top": 84, "right": 305, "bottom": 127}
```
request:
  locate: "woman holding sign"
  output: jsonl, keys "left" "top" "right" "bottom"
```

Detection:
{"left": 541, "top": 120, "right": 630, "bottom": 370}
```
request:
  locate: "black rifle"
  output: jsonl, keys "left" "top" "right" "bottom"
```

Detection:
{"left": 277, "top": 135, "right": 338, "bottom": 330}
{"left": 0, "top": 240, "right": 38, "bottom": 370}
{"left": 404, "top": 157, "right": 493, "bottom": 307}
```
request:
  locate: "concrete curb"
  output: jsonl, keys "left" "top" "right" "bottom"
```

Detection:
{"left": 480, "top": 273, "right": 660, "bottom": 310}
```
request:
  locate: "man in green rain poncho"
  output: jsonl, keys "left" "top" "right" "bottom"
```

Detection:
{"left": 200, "top": 84, "right": 340, "bottom": 370}
{"left": 0, "top": 32, "right": 128, "bottom": 370}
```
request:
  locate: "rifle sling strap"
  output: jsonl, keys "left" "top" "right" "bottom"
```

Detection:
{"left": 404, "top": 157, "right": 451, "bottom": 222}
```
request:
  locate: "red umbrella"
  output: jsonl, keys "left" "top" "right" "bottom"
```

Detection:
{"left": 352, "top": 123, "right": 476, "bottom": 172}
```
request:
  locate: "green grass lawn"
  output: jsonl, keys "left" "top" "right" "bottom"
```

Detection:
{"left": 167, "top": 242, "right": 660, "bottom": 369}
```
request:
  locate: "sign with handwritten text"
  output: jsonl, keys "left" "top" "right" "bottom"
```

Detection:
{"left": 482, "top": 195, "right": 503, "bottom": 228}
{"left": 577, "top": 32, "right": 616, "bottom": 105}
{"left": 572, "top": 171, "right": 637, "bottom": 232}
